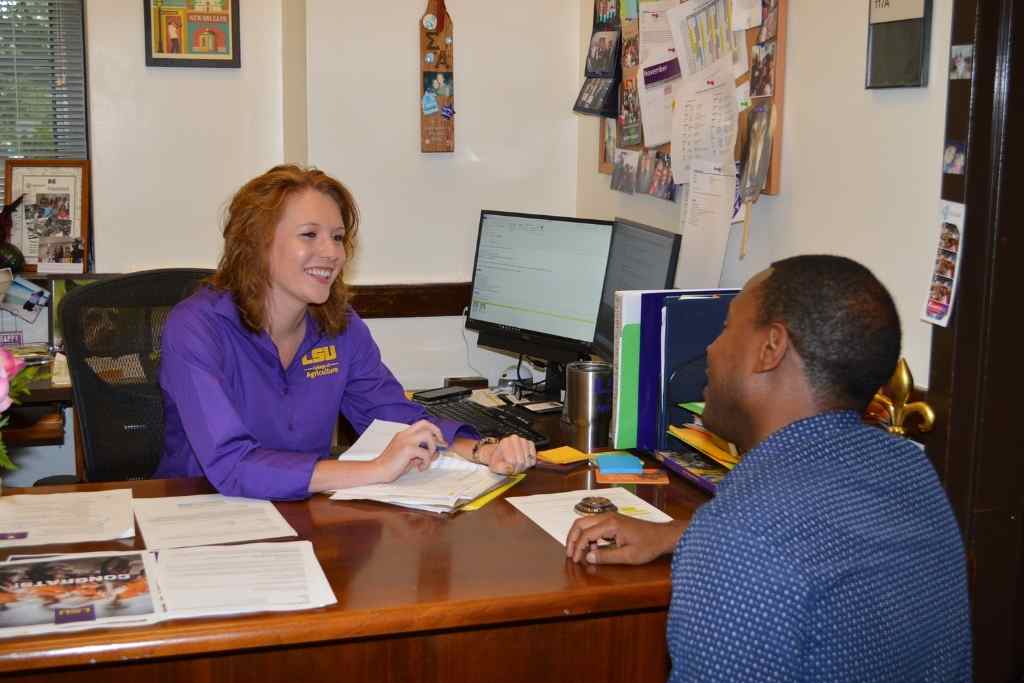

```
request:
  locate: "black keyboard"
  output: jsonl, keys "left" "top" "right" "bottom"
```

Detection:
{"left": 419, "top": 399, "right": 551, "bottom": 448}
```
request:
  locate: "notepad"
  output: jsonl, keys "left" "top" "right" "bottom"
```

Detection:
{"left": 537, "top": 446, "right": 590, "bottom": 465}
{"left": 594, "top": 453, "right": 644, "bottom": 474}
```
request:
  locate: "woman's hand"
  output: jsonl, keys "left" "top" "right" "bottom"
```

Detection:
{"left": 374, "top": 420, "right": 445, "bottom": 483}
{"left": 478, "top": 435, "right": 537, "bottom": 475}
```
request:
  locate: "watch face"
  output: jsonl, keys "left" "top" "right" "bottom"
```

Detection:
{"left": 422, "top": 14, "right": 437, "bottom": 31}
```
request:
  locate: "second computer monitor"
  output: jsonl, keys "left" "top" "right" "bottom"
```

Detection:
{"left": 592, "top": 218, "right": 681, "bottom": 360}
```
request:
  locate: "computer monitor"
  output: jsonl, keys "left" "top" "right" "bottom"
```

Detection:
{"left": 591, "top": 218, "right": 681, "bottom": 361}
{"left": 466, "top": 210, "right": 614, "bottom": 397}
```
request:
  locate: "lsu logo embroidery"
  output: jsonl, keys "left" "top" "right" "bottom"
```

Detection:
{"left": 301, "top": 345, "right": 337, "bottom": 366}
{"left": 303, "top": 345, "right": 340, "bottom": 380}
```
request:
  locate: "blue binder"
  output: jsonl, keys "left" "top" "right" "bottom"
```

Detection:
{"left": 635, "top": 289, "right": 736, "bottom": 452}
{"left": 656, "top": 292, "right": 736, "bottom": 451}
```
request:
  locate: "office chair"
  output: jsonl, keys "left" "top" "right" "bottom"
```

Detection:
{"left": 56, "top": 268, "right": 213, "bottom": 483}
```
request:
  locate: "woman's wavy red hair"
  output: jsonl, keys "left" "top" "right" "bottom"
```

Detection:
{"left": 208, "top": 164, "right": 359, "bottom": 336}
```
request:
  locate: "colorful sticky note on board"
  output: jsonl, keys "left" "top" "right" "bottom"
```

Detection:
{"left": 595, "top": 453, "right": 644, "bottom": 474}
{"left": 537, "top": 446, "right": 590, "bottom": 465}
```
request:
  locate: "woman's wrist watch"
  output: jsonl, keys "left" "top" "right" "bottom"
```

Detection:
{"left": 471, "top": 436, "right": 500, "bottom": 464}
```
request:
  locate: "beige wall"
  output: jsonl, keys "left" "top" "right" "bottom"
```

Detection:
{"left": 86, "top": 0, "right": 285, "bottom": 272}
{"left": 575, "top": 0, "right": 953, "bottom": 383}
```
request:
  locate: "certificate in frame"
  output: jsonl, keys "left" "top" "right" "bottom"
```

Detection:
{"left": 3, "top": 159, "right": 90, "bottom": 274}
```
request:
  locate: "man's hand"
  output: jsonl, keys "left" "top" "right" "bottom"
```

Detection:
{"left": 566, "top": 513, "right": 686, "bottom": 565}
{"left": 481, "top": 435, "right": 536, "bottom": 474}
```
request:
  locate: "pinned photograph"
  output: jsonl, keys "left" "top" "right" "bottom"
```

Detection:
{"left": 611, "top": 149, "right": 640, "bottom": 194}
{"left": 619, "top": 0, "right": 639, "bottom": 22}
{"left": 574, "top": 77, "right": 617, "bottom": 116}
{"left": 922, "top": 201, "right": 966, "bottom": 327}
{"left": 738, "top": 104, "right": 773, "bottom": 203}
{"left": 622, "top": 31, "right": 639, "bottom": 69}
{"left": 586, "top": 30, "right": 620, "bottom": 77}
{"left": 0, "top": 275, "right": 51, "bottom": 324}
{"left": 943, "top": 141, "right": 966, "bottom": 175}
{"left": 758, "top": 0, "right": 779, "bottom": 42}
{"left": 750, "top": 40, "right": 776, "bottom": 98}
{"left": 949, "top": 45, "right": 973, "bottom": 80}
{"left": 599, "top": 117, "right": 617, "bottom": 175}
{"left": 647, "top": 152, "right": 677, "bottom": 201}
{"left": 636, "top": 150, "right": 656, "bottom": 193}
{"left": 618, "top": 77, "right": 642, "bottom": 146}
{"left": 594, "top": 0, "right": 619, "bottom": 28}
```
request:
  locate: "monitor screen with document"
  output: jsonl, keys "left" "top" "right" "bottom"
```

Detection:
{"left": 466, "top": 210, "right": 613, "bottom": 394}
{"left": 591, "top": 218, "right": 681, "bottom": 361}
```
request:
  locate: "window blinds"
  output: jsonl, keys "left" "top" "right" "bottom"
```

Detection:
{"left": 0, "top": 0, "right": 87, "bottom": 205}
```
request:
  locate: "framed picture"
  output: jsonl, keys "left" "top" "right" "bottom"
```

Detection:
{"left": 144, "top": 0, "right": 240, "bottom": 68}
{"left": 3, "top": 159, "right": 90, "bottom": 274}
{"left": 865, "top": 0, "right": 931, "bottom": 88}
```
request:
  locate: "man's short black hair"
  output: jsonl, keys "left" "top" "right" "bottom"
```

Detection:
{"left": 757, "top": 255, "right": 901, "bottom": 410}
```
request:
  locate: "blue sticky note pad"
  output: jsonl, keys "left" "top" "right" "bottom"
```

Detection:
{"left": 595, "top": 453, "right": 644, "bottom": 474}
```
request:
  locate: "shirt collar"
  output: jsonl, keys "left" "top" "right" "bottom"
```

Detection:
{"left": 207, "top": 286, "right": 326, "bottom": 362}
{"left": 741, "top": 410, "right": 864, "bottom": 467}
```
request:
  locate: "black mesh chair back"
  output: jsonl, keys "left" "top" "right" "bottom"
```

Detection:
{"left": 60, "top": 268, "right": 213, "bottom": 482}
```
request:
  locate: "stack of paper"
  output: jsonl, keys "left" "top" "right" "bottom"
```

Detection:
{"left": 667, "top": 423, "right": 740, "bottom": 469}
{"left": 132, "top": 494, "right": 298, "bottom": 549}
{"left": 0, "top": 542, "right": 335, "bottom": 640}
{"left": 330, "top": 455, "right": 509, "bottom": 514}
{"left": 0, "top": 489, "right": 135, "bottom": 548}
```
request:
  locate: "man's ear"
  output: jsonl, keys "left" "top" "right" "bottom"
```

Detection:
{"left": 754, "top": 321, "right": 789, "bottom": 372}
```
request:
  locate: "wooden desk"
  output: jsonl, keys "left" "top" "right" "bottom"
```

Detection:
{"left": 0, "top": 468, "right": 710, "bottom": 682}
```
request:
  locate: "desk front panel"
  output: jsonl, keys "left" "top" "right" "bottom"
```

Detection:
{"left": 0, "top": 467, "right": 709, "bottom": 679}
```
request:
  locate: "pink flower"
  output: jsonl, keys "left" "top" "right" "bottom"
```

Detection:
{"left": 0, "top": 347, "right": 21, "bottom": 413}
{"left": 0, "top": 347, "right": 23, "bottom": 380}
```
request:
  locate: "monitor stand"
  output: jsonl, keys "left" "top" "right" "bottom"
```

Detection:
{"left": 537, "top": 362, "right": 566, "bottom": 401}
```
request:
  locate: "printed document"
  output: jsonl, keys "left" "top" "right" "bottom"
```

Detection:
{"left": 132, "top": 494, "right": 297, "bottom": 549}
{"left": 337, "top": 418, "right": 408, "bottom": 461}
{"left": 506, "top": 488, "right": 673, "bottom": 547}
{"left": 678, "top": 160, "right": 735, "bottom": 289}
{"left": 154, "top": 541, "right": 335, "bottom": 618}
{"left": 330, "top": 455, "right": 508, "bottom": 513}
{"left": 0, "top": 489, "right": 134, "bottom": 548}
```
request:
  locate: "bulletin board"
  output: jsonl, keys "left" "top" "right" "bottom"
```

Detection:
{"left": 585, "top": 0, "right": 788, "bottom": 199}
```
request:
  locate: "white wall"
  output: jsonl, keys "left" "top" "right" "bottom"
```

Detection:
{"left": 306, "top": 0, "right": 581, "bottom": 284}
{"left": 86, "top": 0, "right": 285, "bottom": 272}
{"left": 305, "top": 0, "right": 582, "bottom": 386}
{"left": 576, "top": 0, "right": 952, "bottom": 383}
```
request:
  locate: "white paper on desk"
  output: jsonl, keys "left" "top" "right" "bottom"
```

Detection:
{"left": 677, "top": 160, "right": 735, "bottom": 289}
{"left": 638, "top": 66, "right": 675, "bottom": 148}
{"left": 330, "top": 456, "right": 506, "bottom": 510}
{"left": 506, "top": 488, "right": 673, "bottom": 547}
{"left": 337, "top": 418, "right": 408, "bottom": 461}
{"left": 132, "top": 494, "right": 298, "bottom": 550}
{"left": 731, "top": 0, "right": 761, "bottom": 30}
{"left": 153, "top": 541, "right": 335, "bottom": 618}
{"left": 670, "top": 59, "right": 738, "bottom": 184}
{"left": 0, "top": 489, "right": 134, "bottom": 548}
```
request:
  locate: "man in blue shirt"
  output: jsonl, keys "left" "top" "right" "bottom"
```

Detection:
{"left": 567, "top": 255, "right": 971, "bottom": 681}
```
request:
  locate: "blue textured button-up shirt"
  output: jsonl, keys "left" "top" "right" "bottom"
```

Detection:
{"left": 667, "top": 411, "right": 971, "bottom": 682}
{"left": 155, "top": 287, "right": 471, "bottom": 500}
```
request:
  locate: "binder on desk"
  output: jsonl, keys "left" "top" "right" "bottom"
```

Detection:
{"left": 655, "top": 292, "right": 736, "bottom": 451}
{"left": 610, "top": 289, "right": 679, "bottom": 449}
{"left": 635, "top": 289, "right": 735, "bottom": 452}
